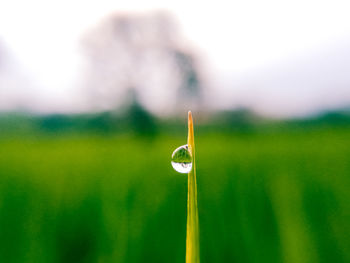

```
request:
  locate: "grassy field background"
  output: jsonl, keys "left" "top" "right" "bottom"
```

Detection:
{"left": 0, "top": 124, "right": 349, "bottom": 263}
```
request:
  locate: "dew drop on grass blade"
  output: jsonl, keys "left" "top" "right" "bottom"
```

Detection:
{"left": 170, "top": 111, "right": 199, "bottom": 263}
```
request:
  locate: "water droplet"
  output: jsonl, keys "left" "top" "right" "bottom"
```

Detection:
{"left": 171, "top": 144, "right": 192, "bottom": 173}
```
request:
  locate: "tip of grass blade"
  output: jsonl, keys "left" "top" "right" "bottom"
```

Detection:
{"left": 188, "top": 111, "right": 193, "bottom": 131}
{"left": 187, "top": 111, "right": 194, "bottom": 153}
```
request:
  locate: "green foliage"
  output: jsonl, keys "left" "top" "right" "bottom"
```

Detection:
{"left": 0, "top": 126, "right": 349, "bottom": 262}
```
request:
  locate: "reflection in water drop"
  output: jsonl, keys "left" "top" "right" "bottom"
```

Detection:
{"left": 171, "top": 144, "right": 192, "bottom": 173}
{"left": 171, "top": 161, "right": 192, "bottom": 174}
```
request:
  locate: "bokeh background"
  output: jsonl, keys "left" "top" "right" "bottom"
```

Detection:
{"left": 1, "top": 1, "right": 350, "bottom": 262}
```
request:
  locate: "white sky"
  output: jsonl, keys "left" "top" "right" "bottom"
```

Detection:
{"left": 1, "top": 0, "right": 350, "bottom": 116}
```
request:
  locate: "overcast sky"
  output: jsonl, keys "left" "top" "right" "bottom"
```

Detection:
{"left": 1, "top": 0, "right": 350, "bottom": 116}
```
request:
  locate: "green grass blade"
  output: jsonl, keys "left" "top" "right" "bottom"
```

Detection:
{"left": 186, "top": 111, "right": 200, "bottom": 263}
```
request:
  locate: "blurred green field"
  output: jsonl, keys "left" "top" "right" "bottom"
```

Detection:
{"left": 0, "top": 126, "right": 349, "bottom": 263}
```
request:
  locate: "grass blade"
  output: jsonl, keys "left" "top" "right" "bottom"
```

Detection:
{"left": 186, "top": 111, "right": 200, "bottom": 263}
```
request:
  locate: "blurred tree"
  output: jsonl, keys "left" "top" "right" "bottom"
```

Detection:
{"left": 120, "top": 88, "right": 158, "bottom": 136}
{"left": 81, "top": 11, "right": 204, "bottom": 115}
{"left": 173, "top": 49, "right": 203, "bottom": 111}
